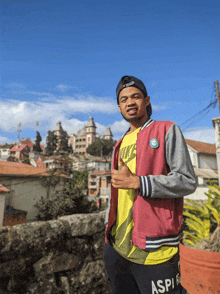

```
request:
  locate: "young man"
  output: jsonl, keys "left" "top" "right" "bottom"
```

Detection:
{"left": 104, "top": 76, "right": 197, "bottom": 294}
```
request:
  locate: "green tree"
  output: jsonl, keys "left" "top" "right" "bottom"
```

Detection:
{"left": 58, "top": 129, "right": 71, "bottom": 154}
{"left": 45, "top": 130, "right": 57, "bottom": 155}
{"left": 22, "top": 158, "right": 31, "bottom": 164}
{"left": 35, "top": 170, "right": 97, "bottom": 220}
{"left": 86, "top": 139, "right": 116, "bottom": 157}
{"left": 33, "top": 131, "right": 42, "bottom": 152}
{"left": 40, "top": 169, "right": 61, "bottom": 198}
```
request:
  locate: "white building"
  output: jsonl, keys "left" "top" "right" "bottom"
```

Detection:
{"left": 0, "top": 161, "right": 66, "bottom": 222}
{"left": 0, "top": 144, "right": 15, "bottom": 160}
{"left": 185, "top": 139, "right": 218, "bottom": 200}
{"left": 86, "top": 158, "right": 111, "bottom": 171}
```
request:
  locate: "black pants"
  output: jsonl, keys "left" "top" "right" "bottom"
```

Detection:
{"left": 104, "top": 242, "right": 187, "bottom": 294}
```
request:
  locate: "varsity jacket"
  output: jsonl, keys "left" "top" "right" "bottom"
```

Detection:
{"left": 105, "top": 119, "right": 197, "bottom": 251}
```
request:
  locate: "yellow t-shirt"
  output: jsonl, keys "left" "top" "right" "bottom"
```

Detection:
{"left": 111, "top": 127, "right": 178, "bottom": 265}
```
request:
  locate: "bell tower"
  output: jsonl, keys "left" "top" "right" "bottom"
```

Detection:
{"left": 86, "top": 116, "right": 97, "bottom": 148}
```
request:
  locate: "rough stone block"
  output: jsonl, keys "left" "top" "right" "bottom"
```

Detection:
{"left": 26, "top": 274, "right": 58, "bottom": 294}
{"left": 59, "top": 212, "right": 105, "bottom": 237}
{"left": 60, "top": 276, "right": 70, "bottom": 294}
{"left": 69, "top": 259, "right": 107, "bottom": 291}
{"left": 33, "top": 252, "right": 79, "bottom": 277}
{"left": 0, "top": 258, "right": 26, "bottom": 278}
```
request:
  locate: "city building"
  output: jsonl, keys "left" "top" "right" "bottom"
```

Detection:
{"left": 10, "top": 144, "right": 30, "bottom": 161}
{"left": 88, "top": 169, "right": 111, "bottom": 209}
{"left": 0, "top": 161, "right": 66, "bottom": 222}
{"left": 0, "top": 144, "right": 15, "bottom": 160}
{"left": 68, "top": 116, "right": 113, "bottom": 155}
{"left": 185, "top": 139, "right": 218, "bottom": 200}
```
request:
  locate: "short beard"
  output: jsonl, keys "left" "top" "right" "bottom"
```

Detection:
{"left": 121, "top": 113, "right": 144, "bottom": 123}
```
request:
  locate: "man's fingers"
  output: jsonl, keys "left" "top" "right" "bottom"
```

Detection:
{"left": 111, "top": 169, "right": 118, "bottom": 175}
{"left": 119, "top": 156, "right": 126, "bottom": 166}
{"left": 119, "top": 157, "right": 129, "bottom": 170}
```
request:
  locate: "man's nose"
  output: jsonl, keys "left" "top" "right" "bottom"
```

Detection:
{"left": 127, "top": 97, "right": 136, "bottom": 105}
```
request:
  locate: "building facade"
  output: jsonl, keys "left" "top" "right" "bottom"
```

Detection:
{"left": 185, "top": 139, "right": 218, "bottom": 200}
{"left": 10, "top": 144, "right": 30, "bottom": 161}
{"left": 0, "top": 144, "right": 14, "bottom": 160}
{"left": 88, "top": 169, "right": 111, "bottom": 209}
{"left": 0, "top": 161, "right": 66, "bottom": 222}
{"left": 68, "top": 116, "right": 113, "bottom": 155}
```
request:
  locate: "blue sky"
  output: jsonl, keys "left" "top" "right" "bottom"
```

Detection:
{"left": 1, "top": 0, "right": 220, "bottom": 145}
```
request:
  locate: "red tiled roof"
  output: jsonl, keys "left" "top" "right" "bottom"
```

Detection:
{"left": 0, "top": 143, "right": 14, "bottom": 149}
{"left": 194, "top": 168, "right": 218, "bottom": 179}
{"left": 0, "top": 161, "right": 67, "bottom": 177}
{"left": 0, "top": 184, "right": 10, "bottom": 193}
{"left": 21, "top": 139, "right": 34, "bottom": 148}
{"left": 185, "top": 139, "right": 216, "bottom": 155}
{"left": 10, "top": 144, "right": 29, "bottom": 152}
{"left": 90, "top": 169, "right": 111, "bottom": 175}
{"left": 0, "top": 161, "right": 48, "bottom": 176}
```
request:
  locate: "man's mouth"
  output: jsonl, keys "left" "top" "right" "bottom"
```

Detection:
{"left": 127, "top": 108, "right": 138, "bottom": 115}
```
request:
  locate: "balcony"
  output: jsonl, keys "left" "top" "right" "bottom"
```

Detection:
{"left": 100, "top": 187, "right": 111, "bottom": 197}
{"left": 89, "top": 184, "right": 97, "bottom": 189}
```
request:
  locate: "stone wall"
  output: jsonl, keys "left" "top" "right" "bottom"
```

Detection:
{"left": 0, "top": 212, "right": 111, "bottom": 294}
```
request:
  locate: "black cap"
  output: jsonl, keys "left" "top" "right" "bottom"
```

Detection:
{"left": 116, "top": 75, "right": 152, "bottom": 117}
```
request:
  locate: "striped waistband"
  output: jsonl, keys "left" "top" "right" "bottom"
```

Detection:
{"left": 145, "top": 234, "right": 180, "bottom": 251}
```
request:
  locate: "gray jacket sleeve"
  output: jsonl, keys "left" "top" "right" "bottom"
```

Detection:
{"left": 139, "top": 123, "right": 197, "bottom": 198}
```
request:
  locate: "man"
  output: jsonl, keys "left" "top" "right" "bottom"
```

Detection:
{"left": 104, "top": 76, "right": 197, "bottom": 294}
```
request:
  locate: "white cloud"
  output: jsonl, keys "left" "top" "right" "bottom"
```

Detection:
{"left": 110, "top": 119, "right": 130, "bottom": 134}
{"left": 95, "top": 122, "right": 109, "bottom": 135}
{"left": 0, "top": 96, "right": 118, "bottom": 133}
{"left": 0, "top": 83, "right": 170, "bottom": 145}
{"left": 60, "top": 118, "right": 87, "bottom": 135}
{"left": 0, "top": 136, "right": 12, "bottom": 144}
{"left": 5, "top": 82, "right": 25, "bottom": 89}
{"left": 152, "top": 104, "right": 167, "bottom": 111}
{"left": 183, "top": 127, "right": 215, "bottom": 144}
{"left": 56, "top": 84, "right": 78, "bottom": 92}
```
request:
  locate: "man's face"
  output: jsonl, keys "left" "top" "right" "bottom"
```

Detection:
{"left": 118, "top": 87, "right": 150, "bottom": 123}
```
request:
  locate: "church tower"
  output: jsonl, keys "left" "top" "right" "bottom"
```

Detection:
{"left": 53, "top": 121, "right": 63, "bottom": 150}
{"left": 86, "top": 116, "right": 97, "bottom": 148}
{"left": 103, "top": 126, "right": 113, "bottom": 140}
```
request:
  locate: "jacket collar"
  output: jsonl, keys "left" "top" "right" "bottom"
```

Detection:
{"left": 121, "top": 118, "right": 155, "bottom": 140}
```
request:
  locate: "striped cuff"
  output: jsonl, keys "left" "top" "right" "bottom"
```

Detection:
{"left": 139, "top": 176, "right": 152, "bottom": 197}
{"left": 145, "top": 234, "right": 180, "bottom": 251}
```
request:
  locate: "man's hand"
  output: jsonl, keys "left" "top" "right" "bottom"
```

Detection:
{"left": 111, "top": 157, "right": 140, "bottom": 190}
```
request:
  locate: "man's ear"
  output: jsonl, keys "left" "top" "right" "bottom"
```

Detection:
{"left": 145, "top": 96, "right": 150, "bottom": 106}
{"left": 118, "top": 104, "right": 121, "bottom": 113}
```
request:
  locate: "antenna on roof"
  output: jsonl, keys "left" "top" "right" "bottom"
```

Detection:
{"left": 18, "top": 122, "right": 22, "bottom": 143}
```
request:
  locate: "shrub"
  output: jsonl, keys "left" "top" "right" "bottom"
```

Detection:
{"left": 183, "top": 185, "right": 220, "bottom": 245}
{"left": 35, "top": 170, "right": 97, "bottom": 220}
